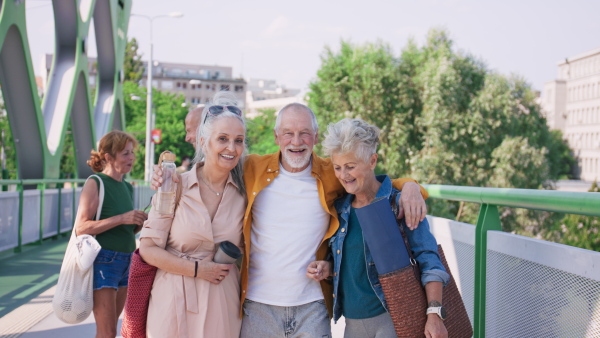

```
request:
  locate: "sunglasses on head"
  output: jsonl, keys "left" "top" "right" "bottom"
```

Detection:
{"left": 204, "top": 105, "right": 243, "bottom": 123}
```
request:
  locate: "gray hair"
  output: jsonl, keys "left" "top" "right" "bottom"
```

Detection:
{"left": 193, "top": 91, "right": 247, "bottom": 196}
{"left": 274, "top": 103, "right": 319, "bottom": 133}
{"left": 322, "top": 118, "right": 380, "bottom": 163}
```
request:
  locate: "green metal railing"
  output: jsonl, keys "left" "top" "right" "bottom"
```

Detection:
{"left": 423, "top": 184, "right": 600, "bottom": 338}
{"left": 0, "top": 178, "right": 150, "bottom": 254}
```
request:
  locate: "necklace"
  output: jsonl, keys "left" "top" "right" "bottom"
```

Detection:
{"left": 199, "top": 170, "right": 224, "bottom": 196}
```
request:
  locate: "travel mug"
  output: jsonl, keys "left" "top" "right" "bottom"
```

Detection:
{"left": 213, "top": 241, "right": 242, "bottom": 264}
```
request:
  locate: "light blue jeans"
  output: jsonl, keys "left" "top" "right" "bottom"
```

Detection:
{"left": 241, "top": 299, "right": 331, "bottom": 338}
{"left": 343, "top": 312, "right": 397, "bottom": 338}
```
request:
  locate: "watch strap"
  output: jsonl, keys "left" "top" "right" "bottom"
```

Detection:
{"left": 426, "top": 306, "right": 446, "bottom": 320}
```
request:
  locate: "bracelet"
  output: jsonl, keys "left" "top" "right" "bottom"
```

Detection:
{"left": 194, "top": 261, "right": 198, "bottom": 278}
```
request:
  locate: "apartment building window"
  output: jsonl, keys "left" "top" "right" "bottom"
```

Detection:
{"left": 220, "top": 84, "right": 230, "bottom": 91}
{"left": 182, "top": 83, "right": 187, "bottom": 89}
{"left": 191, "top": 84, "right": 196, "bottom": 90}
{"left": 176, "top": 82, "right": 181, "bottom": 88}
{"left": 234, "top": 85, "right": 244, "bottom": 92}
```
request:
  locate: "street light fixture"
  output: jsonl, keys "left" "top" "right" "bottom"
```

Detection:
{"left": 131, "top": 12, "right": 184, "bottom": 182}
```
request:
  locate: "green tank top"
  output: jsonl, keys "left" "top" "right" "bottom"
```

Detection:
{"left": 91, "top": 173, "right": 136, "bottom": 253}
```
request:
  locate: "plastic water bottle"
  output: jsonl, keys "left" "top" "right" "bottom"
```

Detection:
{"left": 155, "top": 152, "right": 177, "bottom": 214}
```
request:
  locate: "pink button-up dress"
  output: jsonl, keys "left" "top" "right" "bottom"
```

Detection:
{"left": 141, "top": 165, "right": 244, "bottom": 338}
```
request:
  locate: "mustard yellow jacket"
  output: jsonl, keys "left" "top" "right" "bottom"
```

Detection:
{"left": 240, "top": 151, "right": 428, "bottom": 317}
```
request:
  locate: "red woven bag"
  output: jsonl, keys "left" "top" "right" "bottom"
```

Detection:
{"left": 121, "top": 249, "right": 157, "bottom": 338}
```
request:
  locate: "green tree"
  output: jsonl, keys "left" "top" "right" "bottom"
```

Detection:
{"left": 0, "top": 96, "right": 17, "bottom": 180}
{"left": 544, "top": 181, "right": 600, "bottom": 251}
{"left": 123, "top": 81, "right": 192, "bottom": 179}
{"left": 246, "top": 108, "right": 279, "bottom": 155}
{"left": 308, "top": 28, "right": 575, "bottom": 235}
{"left": 59, "top": 126, "right": 77, "bottom": 178}
{"left": 124, "top": 38, "right": 144, "bottom": 83}
{"left": 546, "top": 130, "right": 575, "bottom": 179}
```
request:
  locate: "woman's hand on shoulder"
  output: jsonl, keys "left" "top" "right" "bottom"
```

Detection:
{"left": 120, "top": 210, "right": 148, "bottom": 226}
{"left": 197, "top": 254, "right": 232, "bottom": 284}
{"left": 306, "top": 260, "right": 332, "bottom": 282}
{"left": 424, "top": 314, "right": 448, "bottom": 338}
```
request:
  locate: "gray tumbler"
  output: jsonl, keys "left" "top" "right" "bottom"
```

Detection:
{"left": 213, "top": 241, "right": 243, "bottom": 264}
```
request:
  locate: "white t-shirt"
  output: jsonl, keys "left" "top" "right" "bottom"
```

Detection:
{"left": 246, "top": 162, "right": 329, "bottom": 306}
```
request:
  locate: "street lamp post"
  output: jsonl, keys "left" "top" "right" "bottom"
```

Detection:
{"left": 132, "top": 12, "right": 183, "bottom": 182}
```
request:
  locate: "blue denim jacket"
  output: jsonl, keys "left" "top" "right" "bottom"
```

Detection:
{"left": 330, "top": 175, "right": 450, "bottom": 322}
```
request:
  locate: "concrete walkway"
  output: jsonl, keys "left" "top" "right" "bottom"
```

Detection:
{"left": 1, "top": 287, "right": 345, "bottom": 337}
{"left": 0, "top": 238, "right": 346, "bottom": 337}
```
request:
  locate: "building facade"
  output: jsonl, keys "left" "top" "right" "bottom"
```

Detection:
{"left": 142, "top": 61, "right": 246, "bottom": 108}
{"left": 244, "top": 78, "right": 303, "bottom": 118}
{"left": 41, "top": 54, "right": 246, "bottom": 108}
{"left": 542, "top": 47, "right": 600, "bottom": 181}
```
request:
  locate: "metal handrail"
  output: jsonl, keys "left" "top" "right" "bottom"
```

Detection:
{"left": 422, "top": 183, "right": 598, "bottom": 337}
{"left": 424, "top": 184, "right": 600, "bottom": 217}
{"left": 0, "top": 178, "right": 149, "bottom": 186}
{"left": 0, "top": 178, "right": 151, "bottom": 254}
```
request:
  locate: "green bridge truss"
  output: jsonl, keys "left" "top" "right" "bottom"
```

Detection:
{"left": 0, "top": 0, "right": 131, "bottom": 180}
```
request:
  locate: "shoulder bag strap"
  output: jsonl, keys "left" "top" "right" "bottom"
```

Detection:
{"left": 390, "top": 191, "right": 421, "bottom": 281}
{"left": 74, "top": 175, "right": 104, "bottom": 237}
{"left": 88, "top": 175, "right": 105, "bottom": 221}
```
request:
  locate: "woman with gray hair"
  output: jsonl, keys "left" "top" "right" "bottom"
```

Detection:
{"left": 139, "top": 92, "right": 247, "bottom": 337}
{"left": 307, "top": 118, "right": 450, "bottom": 338}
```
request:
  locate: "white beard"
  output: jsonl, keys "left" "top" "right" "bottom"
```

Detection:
{"left": 281, "top": 145, "right": 312, "bottom": 169}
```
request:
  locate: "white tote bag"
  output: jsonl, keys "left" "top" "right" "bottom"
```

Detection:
{"left": 53, "top": 175, "right": 104, "bottom": 324}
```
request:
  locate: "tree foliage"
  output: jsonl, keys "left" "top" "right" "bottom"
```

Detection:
{"left": 123, "top": 81, "right": 193, "bottom": 179}
{"left": 59, "top": 126, "right": 77, "bottom": 178}
{"left": 0, "top": 97, "right": 17, "bottom": 179}
{"left": 308, "top": 28, "right": 576, "bottom": 234}
{"left": 544, "top": 181, "right": 600, "bottom": 251}
{"left": 246, "top": 108, "right": 280, "bottom": 155}
{"left": 124, "top": 38, "right": 144, "bottom": 83}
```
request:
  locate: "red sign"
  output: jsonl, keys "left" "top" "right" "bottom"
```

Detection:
{"left": 151, "top": 129, "right": 162, "bottom": 144}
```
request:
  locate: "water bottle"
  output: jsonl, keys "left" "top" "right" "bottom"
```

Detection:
{"left": 155, "top": 152, "right": 177, "bottom": 214}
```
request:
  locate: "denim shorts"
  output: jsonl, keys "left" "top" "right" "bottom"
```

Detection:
{"left": 93, "top": 248, "right": 132, "bottom": 290}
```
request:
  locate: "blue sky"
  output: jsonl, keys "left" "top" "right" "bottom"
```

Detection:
{"left": 26, "top": 0, "right": 599, "bottom": 93}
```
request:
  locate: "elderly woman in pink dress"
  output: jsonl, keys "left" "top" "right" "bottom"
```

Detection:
{"left": 139, "top": 92, "right": 246, "bottom": 337}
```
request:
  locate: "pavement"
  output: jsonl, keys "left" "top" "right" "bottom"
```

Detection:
{"left": 0, "top": 237, "right": 346, "bottom": 337}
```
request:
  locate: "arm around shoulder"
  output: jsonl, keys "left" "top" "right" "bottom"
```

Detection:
{"left": 390, "top": 177, "right": 428, "bottom": 199}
